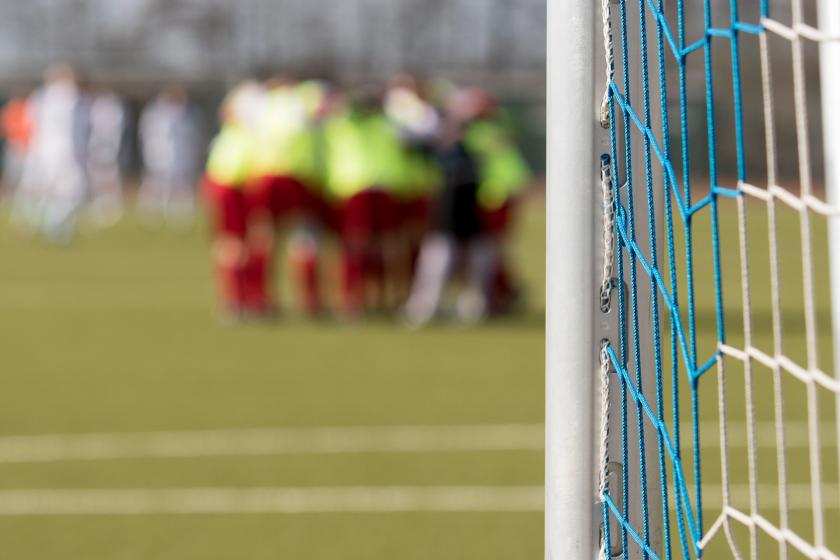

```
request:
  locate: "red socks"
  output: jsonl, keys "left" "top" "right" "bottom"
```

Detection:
{"left": 217, "top": 262, "right": 248, "bottom": 315}
{"left": 340, "top": 249, "right": 364, "bottom": 316}
{"left": 242, "top": 250, "right": 271, "bottom": 313}
{"left": 293, "top": 247, "right": 321, "bottom": 315}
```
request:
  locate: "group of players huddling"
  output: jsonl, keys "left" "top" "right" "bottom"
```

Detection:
{"left": 205, "top": 75, "right": 532, "bottom": 325}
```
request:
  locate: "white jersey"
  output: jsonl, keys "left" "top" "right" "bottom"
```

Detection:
{"left": 28, "top": 82, "right": 87, "bottom": 176}
{"left": 21, "top": 82, "right": 89, "bottom": 196}
{"left": 140, "top": 98, "right": 200, "bottom": 184}
{"left": 137, "top": 95, "right": 201, "bottom": 225}
{"left": 89, "top": 94, "right": 124, "bottom": 165}
{"left": 14, "top": 80, "right": 90, "bottom": 241}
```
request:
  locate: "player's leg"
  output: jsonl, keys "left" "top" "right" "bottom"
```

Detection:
{"left": 360, "top": 190, "right": 387, "bottom": 311}
{"left": 88, "top": 148, "right": 124, "bottom": 228}
{"left": 243, "top": 175, "right": 277, "bottom": 317}
{"left": 286, "top": 180, "right": 323, "bottom": 316}
{"left": 41, "top": 160, "right": 86, "bottom": 244}
{"left": 376, "top": 189, "right": 408, "bottom": 311}
{"left": 244, "top": 175, "right": 322, "bottom": 317}
{"left": 456, "top": 235, "right": 496, "bottom": 323}
{"left": 10, "top": 151, "right": 46, "bottom": 234}
{"left": 165, "top": 176, "right": 196, "bottom": 229}
{"left": 204, "top": 176, "right": 248, "bottom": 318}
{"left": 2, "top": 144, "right": 26, "bottom": 194}
{"left": 403, "top": 232, "right": 456, "bottom": 326}
{"left": 406, "top": 196, "right": 429, "bottom": 270}
{"left": 137, "top": 168, "right": 166, "bottom": 224}
{"left": 482, "top": 199, "right": 522, "bottom": 314}
{"left": 338, "top": 191, "right": 371, "bottom": 318}
{"left": 396, "top": 194, "right": 429, "bottom": 305}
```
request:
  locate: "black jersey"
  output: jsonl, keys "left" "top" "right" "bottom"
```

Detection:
{"left": 432, "top": 141, "right": 481, "bottom": 240}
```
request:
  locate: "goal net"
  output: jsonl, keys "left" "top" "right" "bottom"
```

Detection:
{"left": 547, "top": 0, "right": 840, "bottom": 558}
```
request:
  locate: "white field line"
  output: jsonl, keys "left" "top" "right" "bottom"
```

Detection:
{"left": 692, "top": 420, "right": 838, "bottom": 449}
{"left": 0, "top": 486, "right": 544, "bottom": 516}
{"left": 0, "top": 421, "right": 833, "bottom": 465}
{"left": 0, "top": 484, "right": 832, "bottom": 516}
{"left": 0, "top": 424, "right": 545, "bottom": 464}
{"left": 688, "top": 484, "right": 840, "bottom": 511}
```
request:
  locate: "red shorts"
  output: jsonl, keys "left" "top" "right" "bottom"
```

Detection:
{"left": 338, "top": 189, "right": 402, "bottom": 239}
{"left": 203, "top": 176, "right": 247, "bottom": 238}
{"left": 248, "top": 175, "right": 324, "bottom": 223}
{"left": 481, "top": 199, "right": 516, "bottom": 236}
{"left": 400, "top": 197, "right": 430, "bottom": 226}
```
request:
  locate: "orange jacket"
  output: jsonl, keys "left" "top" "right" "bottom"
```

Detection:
{"left": 1, "top": 98, "right": 32, "bottom": 151}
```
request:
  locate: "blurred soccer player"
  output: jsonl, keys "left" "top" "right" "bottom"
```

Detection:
{"left": 138, "top": 86, "right": 202, "bottom": 228}
{"left": 403, "top": 104, "right": 495, "bottom": 326}
{"left": 14, "top": 65, "right": 90, "bottom": 243}
{"left": 323, "top": 93, "right": 407, "bottom": 317}
{"left": 455, "top": 88, "right": 532, "bottom": 314}
{"left": 87, "top": 87, "right": 125, "bottom": 227}
{"left": 384, "top": 75, "right": 441, "bottom": 298}
{"left": 245, "top": 78, "right": 325, "bottom": 316}
{"left": 202, "top": 83, "right": 259, "bottom": 319}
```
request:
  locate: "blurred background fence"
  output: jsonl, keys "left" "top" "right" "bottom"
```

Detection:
{"left": 0, "top": 0, "right": 547, "bottom": 173}
{"left": 0, "top": 0, "right": 827, "bottom": 180}
{"left": 0, "top": 0, "right": 545, "bottom": 89}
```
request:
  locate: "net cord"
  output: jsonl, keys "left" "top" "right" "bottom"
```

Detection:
{"left": 597, "top": 0, "right": 840, "bottom": 557}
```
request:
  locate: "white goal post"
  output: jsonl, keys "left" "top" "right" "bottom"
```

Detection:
{"left": 822, "top": 0, "right": 840, "bottom": 513}
{"left": 546, "top": 0, "right": 664, "bottom": 556}
{"left": 545, "top": 0, "right": 597, "bottom": 556}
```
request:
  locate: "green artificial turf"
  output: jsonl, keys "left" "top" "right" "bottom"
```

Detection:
{"left": 0, "top": 195, "right": 836, "bottom": 558}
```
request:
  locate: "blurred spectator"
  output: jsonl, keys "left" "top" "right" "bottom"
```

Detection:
{"left": 1, "top": 92, "right": 33, "bottom": 192}
{"left": 87, "top": 87, "right": 125, "bottom": 227}
{"left": 12, "top": 65, "right": 90, "bottom": 243}
{"left": 138, "top": 85, "right": 201, "bottom": 228}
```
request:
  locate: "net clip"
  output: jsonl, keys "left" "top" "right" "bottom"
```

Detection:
{"left": 599, "top": 100, "right": 611, "bottom": 129}
{"left": 597, "top": 461, "right": 624, "bottom": 558}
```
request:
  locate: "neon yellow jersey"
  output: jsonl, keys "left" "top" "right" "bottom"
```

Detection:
{"left": 402, "top": 149, "right": 441, "bottom": 200}
{"left": 323, "top": 111, "right": 412, "bottom": 200}
{"left": 252, "top": 87, "right": 309, "bottom": 179}
{"left": 364, "top": 114, "right": 411, "bottom": 194}
{"left": 465, "top": 118, "right": 532, "bottom": 210}
{"left": 206, "top": 124, "right": 255, "bottom": 188}
{"left": 323, "top": 113, "right": 371, "bottom": 199}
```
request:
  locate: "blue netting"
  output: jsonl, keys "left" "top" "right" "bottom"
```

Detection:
{"left": 599, "top": 0, "right": 766, "bottom": 557}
